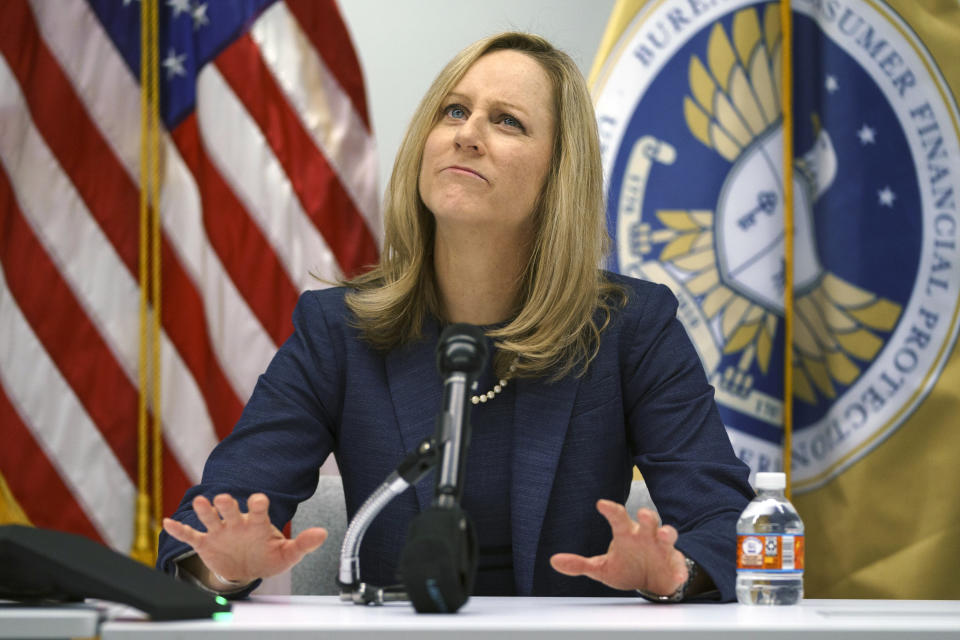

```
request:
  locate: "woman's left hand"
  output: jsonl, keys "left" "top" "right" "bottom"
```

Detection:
{"left": 549, "top": 499, "right": 688, "bottom": 595}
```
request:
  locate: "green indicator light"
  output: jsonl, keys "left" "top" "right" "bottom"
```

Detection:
{"left": 215, "top": 596, "right": 228, "bottom": 606}
{"left": 212, "top": 611, "right": 233, "bottom": 622}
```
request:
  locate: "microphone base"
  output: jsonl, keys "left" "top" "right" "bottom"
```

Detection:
{"left": 339, "top": 583, "right": 408, "bottom": 605}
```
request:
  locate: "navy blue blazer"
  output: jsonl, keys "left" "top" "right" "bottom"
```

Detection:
{"left": 158, "top": 273, "right": 752, "bottom": 600}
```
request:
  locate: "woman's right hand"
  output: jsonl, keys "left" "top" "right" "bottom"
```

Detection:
{"left": 162, "top": 492, "right": 327, "bottom": 587}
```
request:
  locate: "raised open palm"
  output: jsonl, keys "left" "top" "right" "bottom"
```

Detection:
{"left": 162, "top": 492, "right": 327, "bottom": 585}
{"left": 549, "top": 499, "right": 688, "bottom": 595}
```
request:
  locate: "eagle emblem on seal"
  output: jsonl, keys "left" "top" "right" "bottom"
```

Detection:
{"left": 627, "top": 4, "right": 902, "bottom": 406}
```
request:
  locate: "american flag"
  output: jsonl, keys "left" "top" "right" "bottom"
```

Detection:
{"left": 0, "top": 0, "right": 379, "bottom": 553}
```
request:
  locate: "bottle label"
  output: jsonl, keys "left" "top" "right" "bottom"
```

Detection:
{"left": 737, "top": 534, "right": 804, "bottom": 572}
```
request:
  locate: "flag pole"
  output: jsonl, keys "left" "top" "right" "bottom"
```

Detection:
{"left": 780, "top": 0, "right": 795, "bottom": 499}
{"left": 132, "top": 0, "right": 161, "bottom": 565}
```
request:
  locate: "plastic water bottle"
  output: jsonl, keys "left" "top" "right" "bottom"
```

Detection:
{"left": 735, "top": 472, "right": 804, "bottom": 605}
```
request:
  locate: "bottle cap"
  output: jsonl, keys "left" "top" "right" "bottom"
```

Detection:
{"left": 755, "top": 472, "right": 786, "bottom": 490}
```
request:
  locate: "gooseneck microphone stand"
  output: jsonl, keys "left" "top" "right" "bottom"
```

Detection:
{"left": 337, "top": 324, "right": 487, "bottom": 612}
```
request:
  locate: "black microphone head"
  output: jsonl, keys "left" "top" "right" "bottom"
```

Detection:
{"left": 437, "top": 323, "right": 488, "bottom": 378}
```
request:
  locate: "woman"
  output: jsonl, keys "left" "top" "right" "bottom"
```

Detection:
{"left": 159, "top": 32, "right": 753, "bottom": 602}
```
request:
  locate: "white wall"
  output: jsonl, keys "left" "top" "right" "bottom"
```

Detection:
{"left": 338, "top": 0, "right": 617, "bottom": 197}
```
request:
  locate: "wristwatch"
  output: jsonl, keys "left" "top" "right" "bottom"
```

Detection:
{"left": 636, "top": 555, "right": 697, "bottom": 603}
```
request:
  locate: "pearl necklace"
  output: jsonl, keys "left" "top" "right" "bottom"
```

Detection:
{"left": 470, "top": 359, "right": 518, "bottom": 405}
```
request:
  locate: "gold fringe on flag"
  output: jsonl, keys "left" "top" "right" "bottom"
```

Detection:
{"left": 148, "top": 0, "right": 164, "bottom": 560}
{"left": 131, "top": 0, "right": 163, "bottom": 566}
{"left": 780, "top": 0, "right": 795, "bottom": 498}
{"left": 0, "top": 470, "right": 31, "bottom": 526}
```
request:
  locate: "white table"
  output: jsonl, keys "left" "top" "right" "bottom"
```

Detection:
{"left": 100, "top": 595, "right": 960, "bottom": 639}
{"left": 0, "top": 601, "right": 102, "bottom": 639}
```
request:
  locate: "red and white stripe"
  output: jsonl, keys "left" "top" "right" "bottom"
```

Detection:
{"left": 0, "top": 0, "right": 378, "bottom": 552}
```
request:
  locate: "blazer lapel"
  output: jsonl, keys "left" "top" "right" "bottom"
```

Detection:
{"left": 385, "top": 322, "right": 442, "bottom": 513}
{"left": 510, "top": 373, "right": 580, "bottom": 596}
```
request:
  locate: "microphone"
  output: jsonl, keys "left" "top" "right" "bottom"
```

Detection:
{"left": 398, "top": 323, "right": 487, "bottom": 613}
{"left": 433, "top": 323, "right": 487, "bottom": 507}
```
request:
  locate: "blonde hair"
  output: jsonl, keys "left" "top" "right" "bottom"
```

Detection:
{"left": 346, "top": 32, "right": 623, "bottom": 380}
